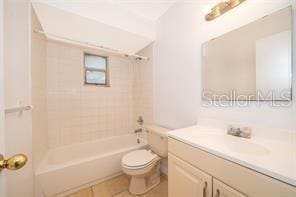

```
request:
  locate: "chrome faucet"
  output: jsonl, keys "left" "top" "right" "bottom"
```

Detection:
{"left": 134, "top": 128, "right": 142, "bottom": 134}
{"left": 227, "top": 126, "right": 251, "bottom": 139}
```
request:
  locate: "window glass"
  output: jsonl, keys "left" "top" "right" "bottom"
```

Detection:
{"left": 84, "top": 53, "right": 108, "bottom": 86}
{"left": 85, "top": 70, "right": 106, "bottom": 85}
{"left": 85, "top": 54, "right": 107, "bottom": 70}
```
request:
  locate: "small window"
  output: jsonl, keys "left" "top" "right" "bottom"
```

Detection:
{"left": 84, "top": 53, "right": 109, "bottom": 86}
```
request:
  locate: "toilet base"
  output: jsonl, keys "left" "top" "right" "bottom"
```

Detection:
{"left": 128, "top": 162, "right": 161, "bottom": 195}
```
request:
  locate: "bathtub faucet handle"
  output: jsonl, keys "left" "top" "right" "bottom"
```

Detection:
{"left": 134, "top": 128, "right": 142, "bottom": 134}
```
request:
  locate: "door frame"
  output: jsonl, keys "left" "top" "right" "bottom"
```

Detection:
{"left": 0, "top": 0, "right": 6, "bottom": 196}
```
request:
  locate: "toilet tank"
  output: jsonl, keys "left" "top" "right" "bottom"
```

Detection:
{"left": 145, "top": 125, "right": 169, "bottom": 158}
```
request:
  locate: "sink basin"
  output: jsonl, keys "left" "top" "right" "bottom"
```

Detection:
{"left": 190, "top": 132, "right": 270, "bottom": 156}
{"left": 225, "top": 140, "right": 270, "bottom": 155}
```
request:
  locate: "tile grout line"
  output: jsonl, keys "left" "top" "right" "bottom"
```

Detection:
{"left": 112, "top": 189, "right": 128, "bottom": 197}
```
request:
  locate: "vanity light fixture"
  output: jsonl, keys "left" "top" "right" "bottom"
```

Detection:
{"left": 205, "top": 0, "right": 246, "bottom": 21}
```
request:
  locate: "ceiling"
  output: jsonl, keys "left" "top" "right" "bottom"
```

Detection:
{"left": 111, "top": 0, "right": 177, "bottom": 21}
{"left": 35, "top": 0, "right": 177, "bottom": 22}
{"left": 32, "top": 0, "right": 176, "bottom": 54}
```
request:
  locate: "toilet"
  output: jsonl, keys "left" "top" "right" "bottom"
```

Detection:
{"left": 121, "top": 125, "right": 168, "bottom": 195}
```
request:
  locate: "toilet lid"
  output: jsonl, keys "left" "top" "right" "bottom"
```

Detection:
{"left": 122, "top": 150, "right": 157, "bottom": 168}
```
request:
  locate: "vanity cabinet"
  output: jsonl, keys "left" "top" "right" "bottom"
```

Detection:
{"left": 169, "top": 153, "right": 212, "bottom": 197}
{"left": 169, "top": 153, "right": 245, "bottom": 197}
{"left": 213, "top": 178, "right": 246, "bottom": 197}
{"left": 168, "top": 138, "right": 296, "bottom": 197}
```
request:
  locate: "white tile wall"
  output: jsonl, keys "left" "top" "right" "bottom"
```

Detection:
{"left": 133, "top": 44, "right": 154, "bottom": 129}
{"left": 46, "top": 41, "right": 138, "bottom": 148}
{"left": 31, "top": 9, "right": 48, "bottom": 169}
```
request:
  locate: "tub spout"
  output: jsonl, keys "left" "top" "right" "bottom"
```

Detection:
{"left": 134, "top": 128, "right": 142, "bottom": 134}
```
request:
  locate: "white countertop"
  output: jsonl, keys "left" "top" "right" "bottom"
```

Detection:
{"left": 168, "top": 125, "right": 296, "bottom": 186}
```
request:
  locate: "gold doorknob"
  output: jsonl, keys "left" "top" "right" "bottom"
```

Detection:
{"left": 0, "top": 154, "right": 27, "bottom": 171}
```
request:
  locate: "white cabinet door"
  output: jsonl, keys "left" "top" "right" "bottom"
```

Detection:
{"left": 169, "top": 153, "right": 212, "bottom": 197}
{"left": 213, "top": 178, "right": 247, "bottom": 197}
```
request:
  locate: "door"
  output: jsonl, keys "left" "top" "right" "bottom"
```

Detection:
{"left": 213, "top": 179, "right": 247, "bottom": 197}
{"left": 0, "top": 1, "right": 5, "bottom": 196}
{"left": 1, "top": 0, "right": 33, "bottom": 197}
{"left": 168, "top": 153, "right": 212, "bottom": 197}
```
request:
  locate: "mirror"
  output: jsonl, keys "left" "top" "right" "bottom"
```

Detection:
{"left": 202, "top": 6, "right": 292, "bottom": 101}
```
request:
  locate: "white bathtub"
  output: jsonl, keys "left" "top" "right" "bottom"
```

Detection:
{"left": 36, "top": 134, "right": 147, "bottom": 196}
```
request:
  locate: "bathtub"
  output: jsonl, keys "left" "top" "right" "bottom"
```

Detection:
{"left": 35, "top": 134, "right": 147, "bottom": 196}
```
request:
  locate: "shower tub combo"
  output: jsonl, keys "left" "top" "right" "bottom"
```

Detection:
{"left": 36, "top": 134, "right": 147, "bottom": 196}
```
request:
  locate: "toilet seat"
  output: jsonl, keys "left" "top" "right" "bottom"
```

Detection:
{"left": 122, "top": 150, "right": 157, "bottom": 169}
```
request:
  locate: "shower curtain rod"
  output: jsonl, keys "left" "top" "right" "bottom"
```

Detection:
{"left": 34, "top": 30, "right": 149, "bottom": 61}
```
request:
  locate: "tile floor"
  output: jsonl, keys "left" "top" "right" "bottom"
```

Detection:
{"left": 66, "top": 175, "right": 168, "bottom": 197}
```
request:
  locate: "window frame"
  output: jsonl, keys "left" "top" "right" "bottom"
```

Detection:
{"left": 83, "top": 52, "right": 109, "bottom": 87}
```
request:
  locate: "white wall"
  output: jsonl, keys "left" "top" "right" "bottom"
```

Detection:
{"left": 154, "top": 1, "right": 200, "bottom": 129}
{"left": 154, "top": 0, "right": 296, "bottom": 131}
